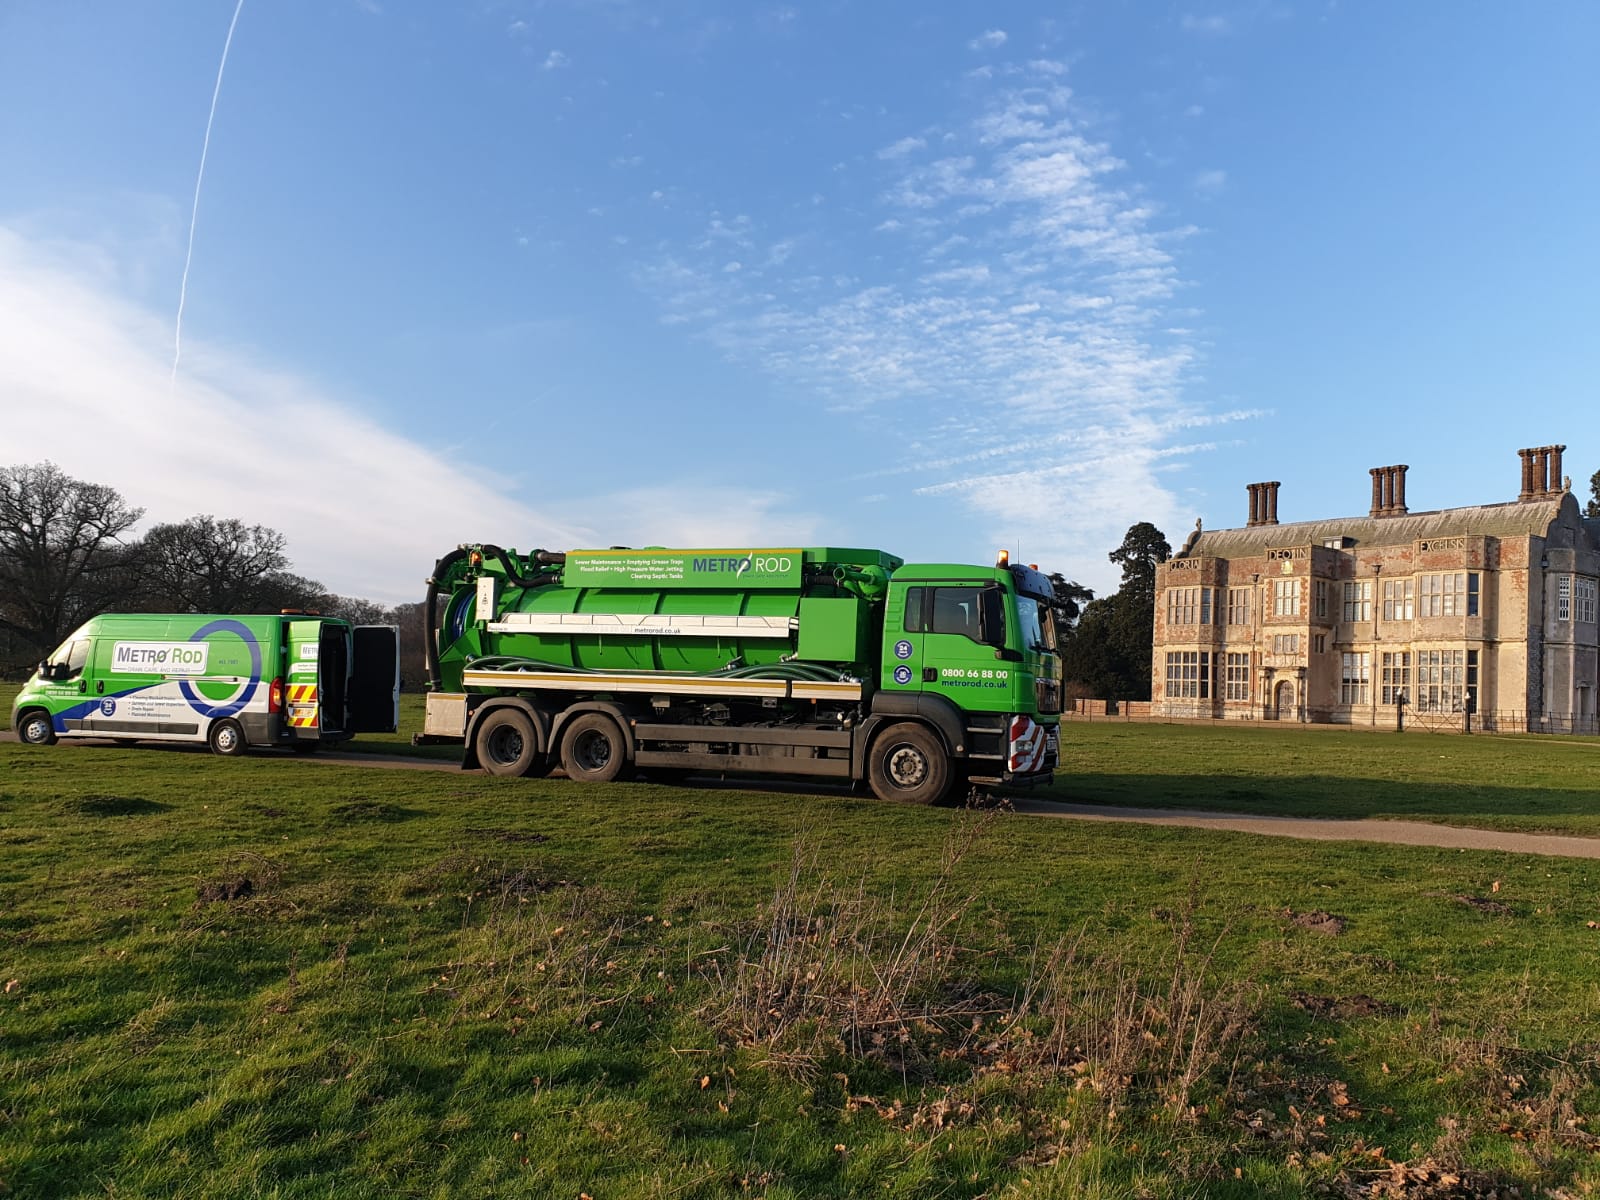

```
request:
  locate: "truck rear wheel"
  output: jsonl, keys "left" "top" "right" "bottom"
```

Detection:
{"left": 867, "top": 722, "right": 952, "bottom": 805}
{"left": 18, "top": 709, "right": 57, "bottom": 747}
{"left": 475, "top": 709, "right": 545, "bottom": 777}
{"left": 560, "top": 713, "right": 629, "bottom": 784}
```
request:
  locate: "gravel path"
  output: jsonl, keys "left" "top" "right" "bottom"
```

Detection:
{"left": 1007, "top": 797, "right": 1600, "bottom": 860}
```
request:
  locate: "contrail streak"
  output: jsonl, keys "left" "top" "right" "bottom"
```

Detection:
{"left": 172, "top": 0, "right": 245, "bottom": 388}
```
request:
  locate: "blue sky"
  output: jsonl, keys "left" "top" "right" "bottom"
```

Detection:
{"left": 2, "top": 2, "right": 1595, "bottom": 603}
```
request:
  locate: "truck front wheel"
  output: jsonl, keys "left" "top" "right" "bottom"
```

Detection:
{"left": 18, "top": 710, "right": 57, "bottom": 746}
{"left": 868, "top": 722, "right": 952, "bottom": 805}
{"left": 475, "top": 709, "right": 545, "bottom": 777}
{"left": 560, "top": 713, "right": 629, "bottom": 784}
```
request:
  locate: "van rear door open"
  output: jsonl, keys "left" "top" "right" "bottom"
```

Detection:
{"left": 286, "top": 619, "right": 324, "bottom": 736}
{"left": 348, "top": 626, "right": 400, "bottom": 733}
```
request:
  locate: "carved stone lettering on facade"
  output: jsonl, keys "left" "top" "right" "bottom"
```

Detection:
{"left": 1418, "top": 537, "right": 1465, "bottom": 553}
{"left": 1166, "top": 558, "right": 1201, "bottom": 571}
{"left": 1266, "top": 547, "right": 1310, "bottom": 561}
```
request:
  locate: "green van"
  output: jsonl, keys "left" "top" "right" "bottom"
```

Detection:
{"left": 11, "top": 612, "right": 399, "bottom": 755}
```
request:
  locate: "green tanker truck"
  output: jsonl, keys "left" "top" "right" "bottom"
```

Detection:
{"left": 420, "top": 544, "right": 1061, "bottom": 803}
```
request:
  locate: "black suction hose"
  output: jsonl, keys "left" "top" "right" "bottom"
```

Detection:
{"left": 424, "top": 547, "right": 471, "bottom": 691}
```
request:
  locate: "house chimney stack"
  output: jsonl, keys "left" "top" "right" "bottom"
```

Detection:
{"left": 1518, "top": 444, "right": 1567, "bottom": 499}
{"left": 1369, "top": 465, "right": 1409, "bottom": 518}
{"left": 1246, "top": 481, "right": 1280, "bottom": 527}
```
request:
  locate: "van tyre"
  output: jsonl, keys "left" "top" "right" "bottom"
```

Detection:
{"left": 18, "top": 710, "right": 56, "bottom": 747}
{"left": 208, "top": 719, "right": 247, "bottom": 757}
{"left": 475, "top": 709, "right": 544, "bottom": 777}
{"left": 868, "top": 722, "right": 952, "bottom": 805}
{"left": 560, "top": 713, "right": 629, "bottom": 784}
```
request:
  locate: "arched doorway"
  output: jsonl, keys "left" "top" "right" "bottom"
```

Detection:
{"left": 1273, "top": 680, "right": 1296, "bottom": 721}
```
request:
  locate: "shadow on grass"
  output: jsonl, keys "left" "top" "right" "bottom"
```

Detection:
{"left": 64, "top": 794, "right": 171, "bottom": 817}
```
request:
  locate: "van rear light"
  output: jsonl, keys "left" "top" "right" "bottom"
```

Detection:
{"left": 269, "top": 677, "right": 284, "bottom": 713}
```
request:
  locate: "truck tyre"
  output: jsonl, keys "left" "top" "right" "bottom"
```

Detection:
{"left": 560, "top": 713, "right": 629, "bottom": 784}
{"left": 18, "top": 710, "right": 57, "bottom": 747}
{"left": 208, "top": 719, "right": 247, "bottom": 757}
{"left": 475, "top": 709, "right": 544, "bottom": 777}
{"left": 867, "top": 722, "right": 952, "bottom": 805}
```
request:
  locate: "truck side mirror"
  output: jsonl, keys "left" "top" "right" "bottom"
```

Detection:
{"left": 978, "top": 584, "right": 1007, "bottom": 648}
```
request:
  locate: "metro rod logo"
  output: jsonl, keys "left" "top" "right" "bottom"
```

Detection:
{"left": 111, "top": 642, "right": 210, "bottom": 675}
{"left": 691, "top": 555, "right": 793, "bottom": 576}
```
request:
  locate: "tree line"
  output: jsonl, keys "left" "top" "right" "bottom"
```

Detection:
{"left": 0, "top": 462, "right": 425, "bottom": 680}
{"left": 5, "top": 459, "right": 1177, "bottom": 699}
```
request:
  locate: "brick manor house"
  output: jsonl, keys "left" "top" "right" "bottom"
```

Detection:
{"left": 1150, "top": 445, "right": 1600, "bottom": 731}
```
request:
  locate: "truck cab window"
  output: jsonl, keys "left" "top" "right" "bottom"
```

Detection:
{"left": 903, "top": 586, "right": 987, "bottom": 643}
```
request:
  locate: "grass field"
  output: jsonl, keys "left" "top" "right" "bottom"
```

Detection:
{"left": 3, "top": 693, "right": 1600, "bottom": 1197}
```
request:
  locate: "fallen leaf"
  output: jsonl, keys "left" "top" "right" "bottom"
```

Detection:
{"left": 699, "top": 1075, "right": 710, "bottom": 1089}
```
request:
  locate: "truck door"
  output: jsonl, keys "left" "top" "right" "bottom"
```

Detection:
{"left": 347, "top": 625, "right": 400, "bottom": 733}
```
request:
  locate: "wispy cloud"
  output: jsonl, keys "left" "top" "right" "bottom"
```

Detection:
{"left": 1180, "top": 13, "right": 1230, "bottom": 34}
{"left": 635, "top": 57, "right": 1239, "bottom": 585}
{"left": 542, "top": 49, "right": 569, "bottom": 70}
{"left": 970, "top": 30, "right": 1008, "bottom": 51}
{"left": 1192, "top": 167, "right": 1227, "bottom": 195}
{"left": 0, "top": 227, "right": 816, "bottom": 602}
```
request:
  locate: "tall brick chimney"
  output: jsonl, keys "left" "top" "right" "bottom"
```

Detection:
{"left": 1246, "top": 481, "right": 1280, "bottom": 527}
{"left": 1518, "top": 444, "right": 1567, "bottom": 500}
{"left": 1368, "top": 465, "right": 1409, "bottom": 518}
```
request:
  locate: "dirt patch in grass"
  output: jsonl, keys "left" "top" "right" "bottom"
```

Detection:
{"left": 196, "top": 854, "right": 284, "bottom": 904}
{"left": 66, "top": 794, "right": 169, "bottom": 817}
{"left": 1452, "top": 894, "right": 1512, "bottom": 916}
{"left": 1286, "top": 908, "right": 1348, "bottom": 935}
{"left": 463, "top": 827, "right": 550, "bottom": 844}
{"left": 329, "top": 799, "right": 421, "bottom": 823}
{"left": 197, "top": 876, "right": 255, "bottom": 902}
{"left": 1289, "top": 991, "right": 1401, "bottom": 1020}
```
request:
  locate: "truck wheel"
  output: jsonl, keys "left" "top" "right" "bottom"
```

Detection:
{"left": 560, "top": 713, "right": 629, "bottom": 784}
{"left": 208, "top": 719, "right": 247, "bottom": 757}
{"left": 17, "top": 710, "right": 57, "bottom": 747}
{"left": 867, "top": 722, "right": 952, "bottom": 805}
{"left": 475, "top": 709, "right": 544, "bottom": 777}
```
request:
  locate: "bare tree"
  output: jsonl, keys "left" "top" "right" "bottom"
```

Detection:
{"left": 0, "top": 462, "right": 144, "bottom": 662}
{"left": 137, "top": 516, "right": 294, "bottom": 612}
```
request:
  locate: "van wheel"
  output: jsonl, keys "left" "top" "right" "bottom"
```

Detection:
{"left": 560, "top": 713, "right": 629, "bottom": 784}
{"left": 18, "top": 710, "right": 57, "bottom": 747}
{"left": 867, "top": 722, "right": 952, "bottom": 805}
{"left": 208, "top": 719, "right": 247, "bottom": 757}
{"left": 475, "top": 709, "right": 545, "bottom": 777}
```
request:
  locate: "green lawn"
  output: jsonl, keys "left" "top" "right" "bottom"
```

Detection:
{"left": 1052, "top": 720, "right": 1600, "bottom": 835}
{"left": 2, "top": 733, "right": 1598, "bottom": 1197}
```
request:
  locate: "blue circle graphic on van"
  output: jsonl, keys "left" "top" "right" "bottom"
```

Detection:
{"left": 99, "top": 698, "right": 117, "bottom": 717}
{"left": 893, "top": 665, "right": 913, "bottom": 685}
{"left": 894, "top": 639, "right": 914, "bottom": 660}
{"left": 179, "top": 619, "right": 262, "bottom": 719}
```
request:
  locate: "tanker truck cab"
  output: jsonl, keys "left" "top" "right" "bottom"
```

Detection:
{"left": 11, "top": 612, "right": 400, "bottom": 756}
{"left": 875, "top": 556, "right": 1061, "bottom": 793}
